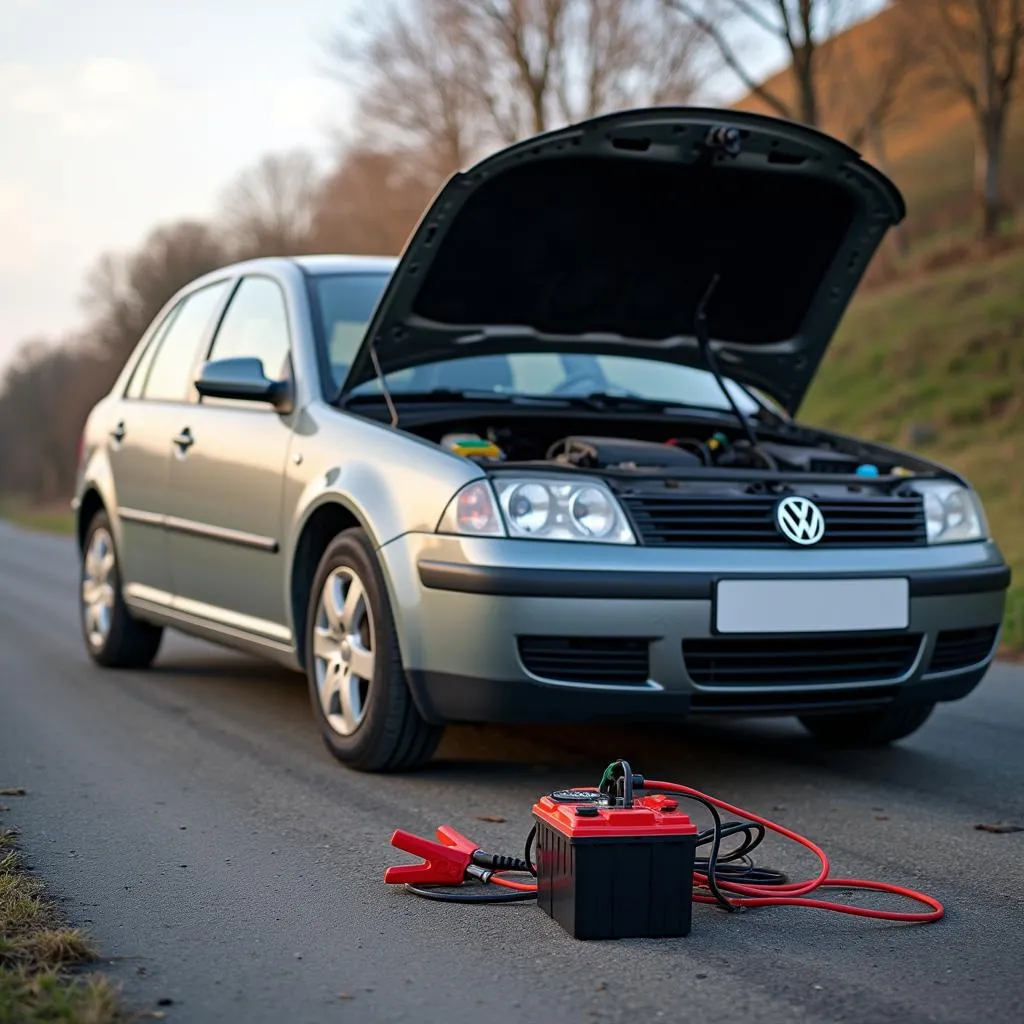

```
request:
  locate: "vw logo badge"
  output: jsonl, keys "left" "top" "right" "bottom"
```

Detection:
{"left": 775, "top": 496, "right": 826, "bottom": 546}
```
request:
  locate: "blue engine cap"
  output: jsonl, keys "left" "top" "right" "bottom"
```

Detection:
{"left": 855, "top": 463, "right": 880, "bottom": 477}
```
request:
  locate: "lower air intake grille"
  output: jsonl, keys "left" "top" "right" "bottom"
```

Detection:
{"left": 928, "top": 627, "right": 999, "bottom": 673}
{"left": 683, "top": 634, "right": 923, "bottom": 687}
{"left": 517, "top": 637, "right": 650, "bottom": 685}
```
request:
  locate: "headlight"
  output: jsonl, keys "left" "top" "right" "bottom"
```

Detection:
{"left": 437, "top": 477, "right": 636, "bottom": 544}
{"left": 908, "top": 481, "right": 988, "bottom": 544}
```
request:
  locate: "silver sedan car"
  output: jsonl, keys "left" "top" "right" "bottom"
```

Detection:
{"left": 74, "top": 107, "right": 1010, "bottom": 771}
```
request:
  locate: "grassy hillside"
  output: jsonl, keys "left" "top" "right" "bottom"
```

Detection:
{"left": 803, "top": 242, "right": 1024, "bottom": 651}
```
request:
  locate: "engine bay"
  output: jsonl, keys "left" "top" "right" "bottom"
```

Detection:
{"left": 404, "top": 411, "right": 933, "bottom": 498}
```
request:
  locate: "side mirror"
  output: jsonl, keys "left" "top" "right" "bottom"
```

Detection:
{"left": 194, "top": 357, "right": 291, "bottom": 411}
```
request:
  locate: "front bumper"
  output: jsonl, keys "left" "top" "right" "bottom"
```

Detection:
{"left": 379, "top": 533, "right": 1010, "bottom": 726}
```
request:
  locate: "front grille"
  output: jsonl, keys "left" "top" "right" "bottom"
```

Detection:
{"left": 683, "top": 634, "right": 923, "bottom": 687}
{"left": 928, "top": 627, "right": 999, "bottom": 673}
{"left": 622, "top": 493, "right": 927, "bottom": 548}
{"left": 517, "top": 636, "right": 650, "bottom": 685}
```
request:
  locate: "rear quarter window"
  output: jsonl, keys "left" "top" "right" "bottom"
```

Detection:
{"left": 138, "top": 280, "right": 232, "bottom": 402}
{"left": 124, "top": 303, "right": 182, "bottom": 399}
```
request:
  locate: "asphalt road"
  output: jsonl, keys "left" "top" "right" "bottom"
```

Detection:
{"left": 1, "top": 521, "right": 1022, "bottom": 1024}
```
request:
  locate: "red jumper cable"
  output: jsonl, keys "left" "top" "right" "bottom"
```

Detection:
{"left": 646, "top": 778, "right": 943, "bottom": 922}
{"left": 384, "top": 760, "right": 943, "bottom": 937}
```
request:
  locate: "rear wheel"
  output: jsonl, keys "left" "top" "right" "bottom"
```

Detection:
{"left": 80, "top": 510, "right": 164, "bottom": 669}
{"left": 304, "top": 527, "right": 442, "bottom": 772}
{"left": 799, "top": 702, "right": 936, "bottom": 748}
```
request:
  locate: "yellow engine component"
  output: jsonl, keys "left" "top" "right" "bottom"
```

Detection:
{"left": 441, "top": 433, "right": 505, "bottom": 460}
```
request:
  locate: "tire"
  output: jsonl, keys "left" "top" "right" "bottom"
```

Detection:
{"left": 798, "top": 702, "right": 936, "bottom": 748}
{"left": 304, "top": 527, "right": 443, "bottom": 772}
{"left": 80, "top": 510, "right": 164, "bottom": 669}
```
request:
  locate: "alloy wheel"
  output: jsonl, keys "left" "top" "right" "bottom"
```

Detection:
{"left": 312, "top": 566, "right": 376, "bottom": 736}
{"left": 82, "top": 527, "right": 117, "bottom": 650}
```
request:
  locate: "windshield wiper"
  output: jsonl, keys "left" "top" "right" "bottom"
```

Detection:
{"left": 550, "top": 392, "right": 682, "bottom": 412}
{"left": 339, "top": 388, "right": 573, "bottom": 408}
{"left": 693, "top": 275, "right": 762, "bottom": 449}
{"left": 343, "top": 388, "right": 505, "bottom": 403}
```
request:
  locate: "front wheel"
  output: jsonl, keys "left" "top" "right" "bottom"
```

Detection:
{"left": 304, "top": 528, "right": 443, "bottom": 772}
{"left": 799, "top": 702, "right": 936, "bottom": 748}
{"left": 80, "top": 510, "right": 164, "bottom": 669}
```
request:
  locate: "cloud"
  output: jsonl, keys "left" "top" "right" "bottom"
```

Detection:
{"left": 0, "top": 57, "right": 169, "bottom": 138}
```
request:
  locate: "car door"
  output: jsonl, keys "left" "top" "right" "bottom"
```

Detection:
{"left": 162, "top": 274, "right": 296, "bottom": 644}
{"left": 108, "top": 280, "right": 234, "bottom": 604}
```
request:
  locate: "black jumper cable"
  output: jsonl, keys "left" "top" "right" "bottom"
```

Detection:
{"left": 383, "top": 760, "right": 944, "bottom": 940}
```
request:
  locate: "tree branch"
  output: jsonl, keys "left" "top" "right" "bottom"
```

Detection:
{"left": 666, "top": 0, "right": 795, "bottom": 118}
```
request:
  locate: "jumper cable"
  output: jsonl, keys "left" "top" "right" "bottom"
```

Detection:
{"left": 384, "top": 771, "right": 943, "bottom": 924}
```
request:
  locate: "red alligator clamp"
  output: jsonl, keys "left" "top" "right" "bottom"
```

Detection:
{"left": 384, "top": 826, "right": 480, "bottom": 885}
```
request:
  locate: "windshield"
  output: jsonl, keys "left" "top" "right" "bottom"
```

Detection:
{"left": 312, "top": 272, "right": 393, "bottom": 386}
{"left": 312, "top": 271, "right": 763, "bottom": 417}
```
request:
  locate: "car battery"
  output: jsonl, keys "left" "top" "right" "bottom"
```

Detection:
{"left": 532, "top": 786, "right": 699, "bottom": 940}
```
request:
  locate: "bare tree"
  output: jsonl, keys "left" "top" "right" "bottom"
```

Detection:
{"left": 664, "top": 0, "right": 868, "bottom": 127}
{"left": 310, "top": 144, "right": 440, "bottom": 256}
{"left": 556, "top": 0, "right": 705, "bottom": 117}
{"left": 0, "top": 337, "right": 113, "bottom": 501}
{"left": 823, "top": 8, "right": 918, "bottom": 155}
{"left": 455, "top": 0, "right": 703, "bottom": 139}
{"left": 450, "top": 0, "right": 572, "bottom": 140}
{"left": 220, "top": 150, "right": 320, "bottom": 258}
{"left": 331, "top": 0, "right": 487, "bottom": 180}
{"left": 898, "top": 0, "right": 1024, "bottom": 238}
{"left": 83, "top": 220, "right": 229, "bottom": 364}
{"left": 333, "top": 0, "right": 703, "bottom": 170}
{"left": 1, "top": 220, "right": 227, "bottom": 502}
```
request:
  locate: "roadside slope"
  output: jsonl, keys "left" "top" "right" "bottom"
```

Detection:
{"left": 802, "top": 242, "right": 1024, "bottom": 649}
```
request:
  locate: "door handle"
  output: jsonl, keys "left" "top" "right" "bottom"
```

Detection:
{"left": 172, "top": 428, "right": 195, "bottom": 452}
{"left": 109, "top": 421, "right": 126, "bottom": 444}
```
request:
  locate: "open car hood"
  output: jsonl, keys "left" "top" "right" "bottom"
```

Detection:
{"left": 340, "top": 107, "right": 905, "bottom": 415}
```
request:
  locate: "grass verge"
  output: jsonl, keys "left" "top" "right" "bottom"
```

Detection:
{"left": 0, "top": 498, "right": 75, "bottom": 536}
{"left": 0, "top": 822, "right": 123, "bottom": 1023}
{"left": 804, "top": 243, "right": 1024, "bottom": 653}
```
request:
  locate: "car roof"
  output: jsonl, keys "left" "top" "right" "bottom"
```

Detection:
{"left": 291, "top": 254, "right": 398, "bottom": 275}
{"left": 190, "top": 254, "right": 399, "bottom": 289}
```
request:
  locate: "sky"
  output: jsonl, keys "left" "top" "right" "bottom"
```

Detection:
{"left": 0, "top": 0, "right": 884, "bottom": 375}
{"left": 0, "top": 0, "right": 357, "bottom": 369}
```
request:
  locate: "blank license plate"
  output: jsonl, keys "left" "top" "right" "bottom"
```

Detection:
{"left": 715, "top": 578, "right": 909, "bottom": 634}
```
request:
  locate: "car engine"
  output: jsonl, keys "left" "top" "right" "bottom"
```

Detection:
{"left": 547, "top": 436, "right": 706, "bottom": 471}
{"left": 432, "top": 423, "right": 915, "bottom": 481}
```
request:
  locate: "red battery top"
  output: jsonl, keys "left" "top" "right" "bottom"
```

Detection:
{"left": 532, "top": 789, "right": 699, "bottom": 839}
